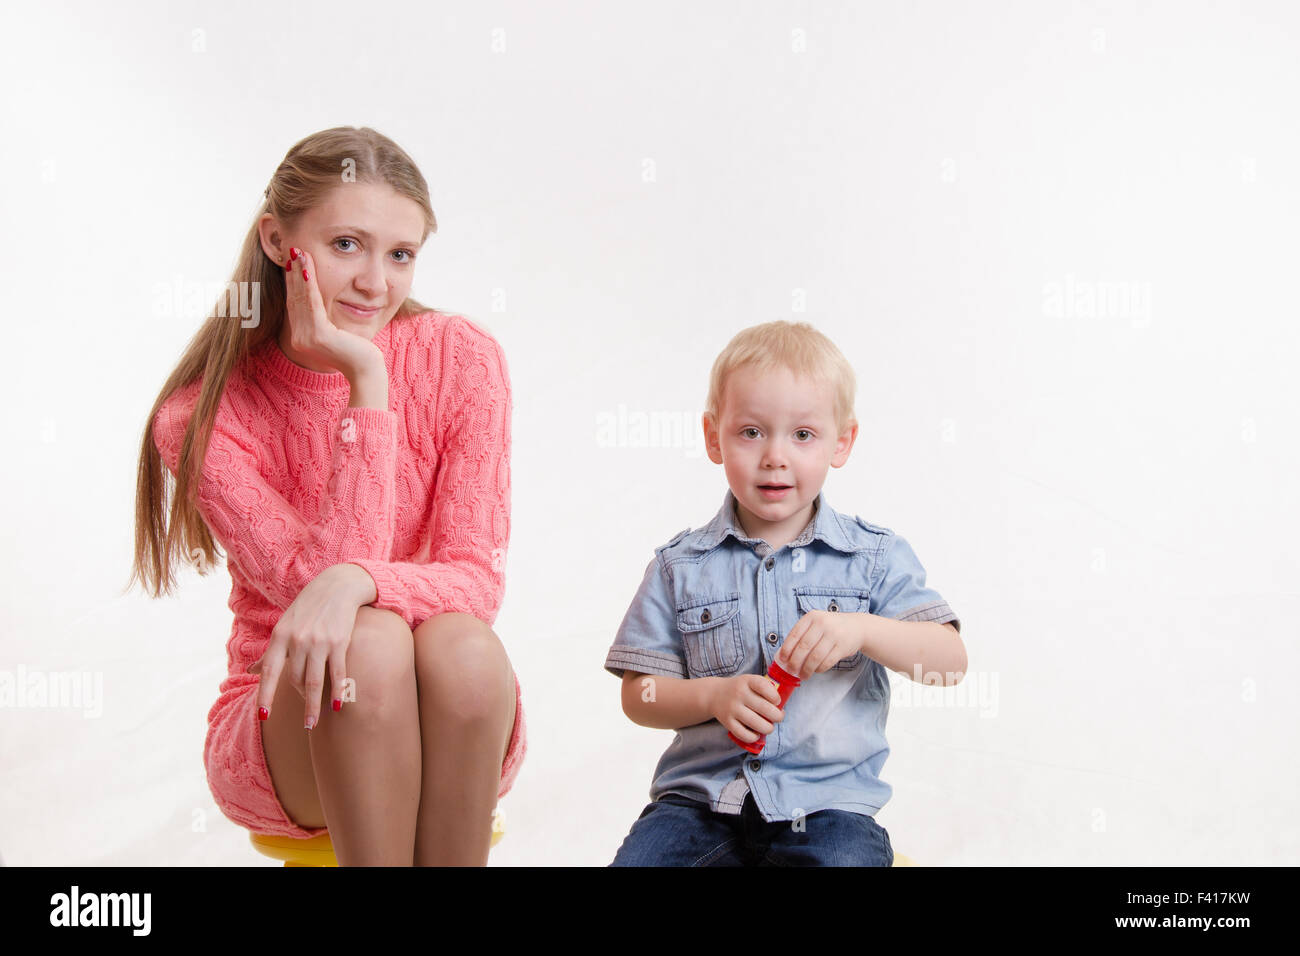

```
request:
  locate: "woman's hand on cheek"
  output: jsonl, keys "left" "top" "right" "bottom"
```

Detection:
{"left": 284, "top": 247, "right": 383, "bottom": 380}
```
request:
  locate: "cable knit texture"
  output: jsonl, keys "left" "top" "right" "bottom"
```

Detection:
{"left": 153, "top": 310, "right": 525, "bottom": 838}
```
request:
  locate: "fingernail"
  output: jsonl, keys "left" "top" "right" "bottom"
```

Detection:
{"left": 305, "top": 716, "right": 316, "bottom": 731}
{"left": 302, "top": 269, "right": 309, "bottom": 281}
{"left": 258, "top": 706, "right": 269, "bottom": 721}
{"left": 284, "top": 259, "right": 291, "bottom": 272}
{"left": 290, "top": 247, "right": 299, "bottom": 261}
{"left": 332, "top": 698, "right": 342, "bottom": 712}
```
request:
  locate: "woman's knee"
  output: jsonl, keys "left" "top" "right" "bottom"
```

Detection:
{"left": 341, "top": 606, "right": 416, "bottom": 720}
{"left": 412, "top": 613, "right": 512, "bottom": 721}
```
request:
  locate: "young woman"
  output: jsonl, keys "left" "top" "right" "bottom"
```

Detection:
{"left": 130, "top": 126, "right": 525, "bottom": 865}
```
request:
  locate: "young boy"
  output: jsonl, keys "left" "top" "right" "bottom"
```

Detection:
{"left": 605, "top": 321, "right": 965, "bottom": 866}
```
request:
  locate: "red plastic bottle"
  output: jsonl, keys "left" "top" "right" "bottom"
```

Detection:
{"left": 729, "top": 660, "right": 801, "bottom": 755}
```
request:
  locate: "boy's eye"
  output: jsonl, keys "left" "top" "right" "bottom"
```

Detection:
{"left": 740, "top": 427, "right": 813, "bottom": 440}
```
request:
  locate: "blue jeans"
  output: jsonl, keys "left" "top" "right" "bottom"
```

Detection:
{"left": 609, "top": 792, "right": 894, "bottom": 866}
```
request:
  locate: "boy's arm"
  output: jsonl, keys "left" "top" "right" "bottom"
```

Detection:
{"left": 607, "top": 552, "right": 781, "bottom": 733}
{"left": 858, "top": 616, "right": 967, "bottom": 685}
{"left": 620, "top": 671, "right": 718, "bottom": 729}
{"left": 863, "top": 531, "right": 965, "bottom": 684}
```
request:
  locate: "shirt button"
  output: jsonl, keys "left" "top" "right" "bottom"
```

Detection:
{"left": 765, "top": 557, "right": 774, "bottom": 570}
{"left": 749, "top": 759, "right": 762, "bottom": 772}
{"left": 700, "top": 609, "right": 711, "bottom": 623}
{"left": 766, "top": 632, "right": 778, "bottom": 645}
{"left": 828, "top": 600, "right": 839, "bottom": 612}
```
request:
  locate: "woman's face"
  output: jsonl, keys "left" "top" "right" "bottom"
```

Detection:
{"left": 259, "top": 181, "right": 426, "bottom": 345}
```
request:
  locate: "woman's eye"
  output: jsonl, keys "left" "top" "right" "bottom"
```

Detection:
{"left": 334, "top": 239, "right": 413, "bottom": 263}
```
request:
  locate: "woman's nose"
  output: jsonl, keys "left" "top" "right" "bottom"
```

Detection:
{"left": 356, "top": 256, "right": 386, "bottom": 293}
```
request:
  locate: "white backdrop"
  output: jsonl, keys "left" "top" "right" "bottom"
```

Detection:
{"left": 1, "top": 0, "right": 1296, "bottom": 866}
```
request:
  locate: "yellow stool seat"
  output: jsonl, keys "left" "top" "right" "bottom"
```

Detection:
{"left": 892, "top": 852, "right": 917, "bottom": 866}
{"left": 250, "top": 807, "right": 506, "bottom": 866}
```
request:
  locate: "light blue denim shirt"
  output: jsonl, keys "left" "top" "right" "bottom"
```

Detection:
{"left": 605, "top": 488, "right": 961, "bottom": 821}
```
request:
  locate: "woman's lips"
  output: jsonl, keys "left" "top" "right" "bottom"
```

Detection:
{"left": 339, "top": 302, "right": 381, "bottom": 317}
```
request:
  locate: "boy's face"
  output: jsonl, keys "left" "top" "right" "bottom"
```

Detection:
{"left": 703, "top": 363, "right": 857, "bottom": 543}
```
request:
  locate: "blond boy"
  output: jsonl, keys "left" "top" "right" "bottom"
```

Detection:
{"left": 605, "top": 321, "right": 965, "bottom": 866}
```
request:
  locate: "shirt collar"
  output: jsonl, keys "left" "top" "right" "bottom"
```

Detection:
{"left": 692, "top": 487, "right": 865, "bottom": 555}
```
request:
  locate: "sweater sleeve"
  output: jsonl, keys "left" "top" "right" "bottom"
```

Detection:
{"left": 153, "top": 388, "right": 399, "bottom": 610}
{"left": 349, "top": 319, "right": 511, "bottom": 630}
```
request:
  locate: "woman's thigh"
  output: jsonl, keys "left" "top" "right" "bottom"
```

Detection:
{"left": 259, "top": 606, "right": 414, "bottom": 830}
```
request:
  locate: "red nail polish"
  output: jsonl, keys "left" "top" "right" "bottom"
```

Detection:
{"left": 332, "top": 698, "right": 342, "bottom": 712}
{"left": 258, "top": 706, "right": 269, "bottom": 721}
{"left": 290, "top": 247, "right": 299, "bottom": 260}
{"left": 302, "top": 270, "right": 309, "bottom": 281}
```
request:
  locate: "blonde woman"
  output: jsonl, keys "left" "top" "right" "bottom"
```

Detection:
{"left": 130, "top": 127, "right": 525, "bottom": 866}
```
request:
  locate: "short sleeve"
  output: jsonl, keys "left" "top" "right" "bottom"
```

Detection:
{"left": 868, "top": 533, "right": 960, "bottom": 634}
{"left": 604, "top": 554, "right": 686, "bottom": 678}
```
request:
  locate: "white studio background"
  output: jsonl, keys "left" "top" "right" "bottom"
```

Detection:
{"left": 1, "top": 0, "right": 1296, "bottom": 866}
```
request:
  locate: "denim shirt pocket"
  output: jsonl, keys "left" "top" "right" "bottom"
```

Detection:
{"left": 676, "top": 593, "right": 744, "bottom": 678}
{"left": 793, "top": 586, "right": 871, "bottom": 670}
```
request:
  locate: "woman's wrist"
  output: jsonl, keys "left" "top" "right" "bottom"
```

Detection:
{"left": 333, "top": 562, "right": 378, "bottom": 605}
{"left": 346, "top": 363, "right": 389, "bottom": 409}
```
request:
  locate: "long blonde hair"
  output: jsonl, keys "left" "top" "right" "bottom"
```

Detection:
{"left": 128, "top": 126, "right": 437, "bottom": 598}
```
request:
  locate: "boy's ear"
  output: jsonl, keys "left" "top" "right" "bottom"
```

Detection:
{"left": 830, "top": 421, "right": 858, "bottom": 468}
{"left": 702, "top": 412, "right": 724, "bottom": 465}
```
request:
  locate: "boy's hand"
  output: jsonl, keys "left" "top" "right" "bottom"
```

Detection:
{"left": 706, "top": 674, "right": 785, "bottom": 744}
{"left": 778, "top": 610, "right": 866, "bottom": 679}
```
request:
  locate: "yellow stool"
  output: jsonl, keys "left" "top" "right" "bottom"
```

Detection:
{"left": 250, "top": 807, "right": 506, "bottom": 866}
{"left": 892, "top": 852, "right": 917, "bottom": 866}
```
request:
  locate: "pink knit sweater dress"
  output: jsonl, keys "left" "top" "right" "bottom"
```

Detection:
{"left": 152, "top": 310, "right": 526, "bottom": 838}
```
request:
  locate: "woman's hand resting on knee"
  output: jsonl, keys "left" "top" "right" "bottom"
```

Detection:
{"left": 249, "top": 563, "right": 379, "bottom": 730}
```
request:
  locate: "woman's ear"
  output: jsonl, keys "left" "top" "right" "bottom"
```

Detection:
{"left": 256, "top": 213, "right": 287, "bottom": 266}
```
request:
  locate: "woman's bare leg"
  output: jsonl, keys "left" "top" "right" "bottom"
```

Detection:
{"left": 411, "top": 612, "right": 517, "bottom": 866}
{"left": 260, "top": 606, "right": 422, "bottom": 865}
